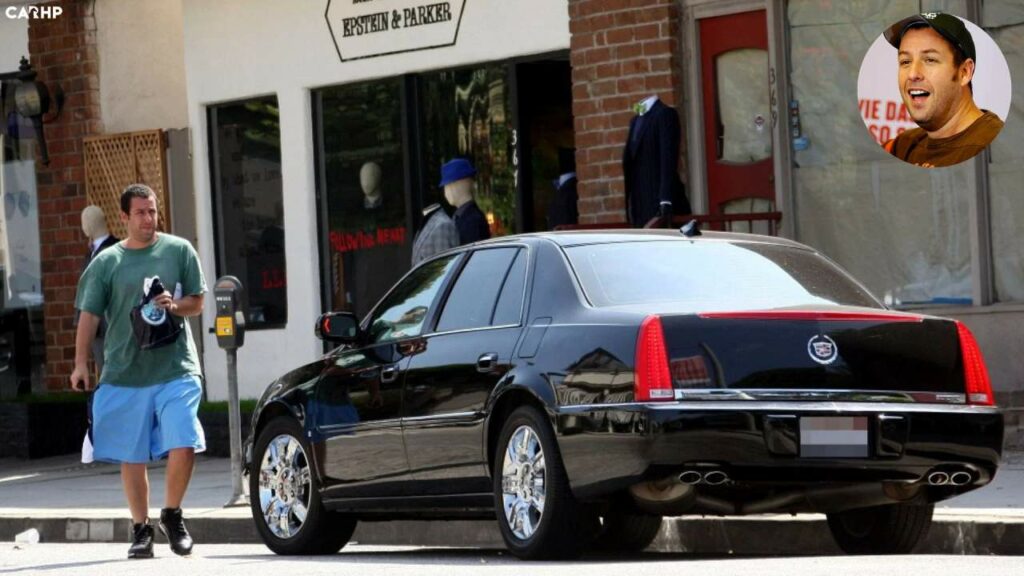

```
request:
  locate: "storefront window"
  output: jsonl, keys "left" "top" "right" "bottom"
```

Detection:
{"left": 788, "top": 0, "right": 973, "bottom": 306}
{"left": 209, "top": 96, "right": 287, "bottom": 328}
{"left": 983, "top": 2, "right": 1024, "bottom": 302}
{"left": 421, "top": 65, "right": 515, "bottom": 236}
{"left": 316, "top": 80, "right": 410, "bottom": 320}
{"left": 0, "top": 127, "right": 45, "bottom": 397}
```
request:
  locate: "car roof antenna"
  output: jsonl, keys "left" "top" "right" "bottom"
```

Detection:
{"left": 680, "top": 219, "right": 702, "bottom": 237}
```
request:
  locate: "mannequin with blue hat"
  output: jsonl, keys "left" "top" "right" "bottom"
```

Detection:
{"left": 439, "top": 158, "right": 490, "bottom": 244}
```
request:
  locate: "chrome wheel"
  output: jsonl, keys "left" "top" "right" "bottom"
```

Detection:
{"left": 500, "top": 424, "right": 547, "bottom": 540}
{"left": 258, "top": 434, "right": 312, "bottom": 539}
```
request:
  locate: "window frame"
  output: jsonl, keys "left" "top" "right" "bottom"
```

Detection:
{"left": 490, "top": 247, "right": 531, "bottom": 327}
{"left": 428, "top": 244, "right": 531, "bottom": 337}
{"left": 361, "top": 252, "right": 465, "bottom": 345}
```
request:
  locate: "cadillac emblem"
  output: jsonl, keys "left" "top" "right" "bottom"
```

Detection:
{"left": 807, "top": 334, "right": 838, "bottom": 365}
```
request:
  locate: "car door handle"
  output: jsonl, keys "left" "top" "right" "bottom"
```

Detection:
{"left": 380, "top": 364, "right": 400, "bottom": 383}
{"left": 477, "top": 353, "right": 499, "bottom": 373}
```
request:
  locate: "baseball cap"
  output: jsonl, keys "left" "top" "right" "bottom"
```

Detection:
{"left": 884, "top": 13, "right": 976, "bottom": 63}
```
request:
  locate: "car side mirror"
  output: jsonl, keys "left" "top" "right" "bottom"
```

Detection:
{"left": 315, "top": 311, "right": 360, "bottom": 344}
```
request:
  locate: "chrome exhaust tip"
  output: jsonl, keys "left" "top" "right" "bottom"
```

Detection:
{"left": 949, "top": 471, "right": 973, "bottom": 486}
{"left": 679, "top": 470, "right": 702, "bottom": 485}
{"left": 927, "top": 471, "right": 950, "bottom": 486}
{"left": 703, "top": 470, "right": 729, "bottom": 486}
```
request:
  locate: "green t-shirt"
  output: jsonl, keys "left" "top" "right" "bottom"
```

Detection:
{"left": 75, "top": 233, "right": 207, "bottom": 387}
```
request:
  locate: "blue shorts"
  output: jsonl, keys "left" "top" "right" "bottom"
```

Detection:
{"left": 91, "top": 374, "right": 206, "bottom": 463}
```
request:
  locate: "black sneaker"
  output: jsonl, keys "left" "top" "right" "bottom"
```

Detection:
{"left": 158, "top": 507, "right": 194, "bottom": 556}
{"left": 128, "top": 522, "right": 154, "bottom": 559}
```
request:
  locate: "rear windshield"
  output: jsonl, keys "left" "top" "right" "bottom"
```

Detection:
{"left": 564, "top": 240, "right": 880, "bottom": 310}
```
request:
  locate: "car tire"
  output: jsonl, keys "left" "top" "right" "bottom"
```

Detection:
{"left": 250, "top": 416, "right": 356, "bottom": 555}
{"left": 493, "top": 405, "right": 589, "bottom": 560}
{"left": 826, "top": 503, "right": 933, "bottom": 554}
{"left": 594, "top": 504, "right": 663, "bottom": 553}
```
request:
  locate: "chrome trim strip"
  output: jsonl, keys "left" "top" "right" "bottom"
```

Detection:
{"left": 402, "top": 412, "right": 480, "bottom": 423}
{"left": 560, "top": 401, "right": 999, "bottom": 415}
{"left": 427, "top": 324, "right": 521, "bottom": 338}
{"left": 321, "top": 411, "right": 481, "bottom": 431}
{"left": 672, "top": 388, "right": 967, "bottom": 404}
{"left": 319, "top": 418, "right": 402, "bottom": 432}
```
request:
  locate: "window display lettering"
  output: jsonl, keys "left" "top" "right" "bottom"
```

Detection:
{"left": 261, "top": 268, "right": 286, "bottom": 290}
{"left": 329, "top": 226, "right": 408, "bottom": 253}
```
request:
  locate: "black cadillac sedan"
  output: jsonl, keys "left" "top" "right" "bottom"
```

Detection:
{"left": 244, "top": 229, "right": 1002, "bottom": 559}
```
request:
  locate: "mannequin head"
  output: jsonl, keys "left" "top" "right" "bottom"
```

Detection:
{"left": 443, "top": 178, "right": 474, "bottom": 208}
{"left": 81, "top": 205, "right": 109, "bottom": 240}
{"left": 438, "top": 158, "right": 477, "bottom": 208}
{"left": 360, "top": 161, "right": 383, "bottom": 209}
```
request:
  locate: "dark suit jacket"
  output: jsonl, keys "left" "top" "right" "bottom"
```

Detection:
{"left": 622, "top": 100, "right": 692, "bottom": 227}
{"left": 73, "top": 235, "right": 120, "bottom": 336}
{"left": 547, "top": 176, "right": 578, "bottom": 229}
{"left": 453, "top": 201, "right": 490, "bottom": 245}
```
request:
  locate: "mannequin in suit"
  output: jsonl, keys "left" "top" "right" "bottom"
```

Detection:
{"left": 622, "top": 95, "right": 692, "bottom": 227}
{"left": 75, "top": 205, "right": 119, "bottom": 373}
{"left": 547, "top": 172, "right": 578, "bottom": 229}
{"left": 440, "top": 158, "right": 490, "bottom": 244}
{"left": 547, "top": 147, "right": 578, "bottom": 229}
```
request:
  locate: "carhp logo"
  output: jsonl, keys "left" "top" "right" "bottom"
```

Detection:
{"left": 5, "top": 5, "right": 63, "bottom": 20}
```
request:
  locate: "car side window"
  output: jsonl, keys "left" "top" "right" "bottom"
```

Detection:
{"left": 436, "top": 248, "right": 519, "bottom": 333}
{"left": 367, "top": 254, "right": 461, "bottom": 343}
{"left": 491, "top": 249, "right": 527, "bottom": 326}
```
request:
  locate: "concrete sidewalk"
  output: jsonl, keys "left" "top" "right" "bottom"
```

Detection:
{"left": 1, "top": 453, "right": 1022, "bottom": 555}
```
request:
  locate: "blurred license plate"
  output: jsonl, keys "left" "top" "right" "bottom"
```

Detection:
{"left": 800, "top": 417, "right": 868, "bottom": 458}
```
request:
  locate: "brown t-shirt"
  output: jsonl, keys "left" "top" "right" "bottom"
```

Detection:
{"left": 888, "top": 110, "right": 1004, "bottom": 168}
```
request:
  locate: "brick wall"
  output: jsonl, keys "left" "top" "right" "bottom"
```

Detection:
{"left": 568, "top": 0, "right": 685, "bottom": 224}
{"left": 28, "top": 0, "right": 103, "bottom": 390}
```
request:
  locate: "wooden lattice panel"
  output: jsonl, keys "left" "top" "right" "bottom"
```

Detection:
{"left": 84, "top": 130, "right": 170, "bottom": 239}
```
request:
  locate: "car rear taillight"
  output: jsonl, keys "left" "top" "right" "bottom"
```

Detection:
{"left": 635, "top": 315, "right": 673, "bottom": 402}
{"left": 956, "top": 321, "right": 994, "bottom": 406}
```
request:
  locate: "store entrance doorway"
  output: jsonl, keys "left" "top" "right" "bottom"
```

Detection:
{"left": 699, "top": 9, "right": 775, "bottom": 232}
{"left": 514, "top": 59, "right": 574, "bottom": 232}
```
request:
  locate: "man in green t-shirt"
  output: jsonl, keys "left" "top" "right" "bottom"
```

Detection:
{"left": 71, "top": 184, "right": 207, "bottom": 559}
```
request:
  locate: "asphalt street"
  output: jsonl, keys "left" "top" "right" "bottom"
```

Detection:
{"left": 2, "top": 452, "right": 1024, "bottom": 555}
{"left": 1, "top": 544, "right": 1021, "bottom": 576}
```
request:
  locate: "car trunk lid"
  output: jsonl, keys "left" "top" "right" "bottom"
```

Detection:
{"left": 652, "top": 309, "right": 973, "bottom": 402}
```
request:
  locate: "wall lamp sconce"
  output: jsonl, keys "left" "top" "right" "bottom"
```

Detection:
{"left": 1, "top": 57, "right": 65, "bottom": 166}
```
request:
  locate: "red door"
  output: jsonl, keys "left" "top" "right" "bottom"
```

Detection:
{"left": 700, "top": 10, "right": 774, "bottom": 218}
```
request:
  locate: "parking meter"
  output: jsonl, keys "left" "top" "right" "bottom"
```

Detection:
{"left": 214, "top": 275, "right": 248, "bottom": 506}
{"left": 214, "top": 276, "right": 246, "bottom": 349}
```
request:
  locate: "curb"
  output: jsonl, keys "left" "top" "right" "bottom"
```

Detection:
{"left": 3, "top": 516, "right": 1023, "bottom": 555}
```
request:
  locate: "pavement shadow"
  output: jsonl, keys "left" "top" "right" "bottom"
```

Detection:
{"left": 212, "top": 548, "right": 509, "bottom": 565}
{"left": 210, "top": 547, "right": 806, "bottom": 565}
{"left": 0, "top": 558, "right": 133, "bottom": 574}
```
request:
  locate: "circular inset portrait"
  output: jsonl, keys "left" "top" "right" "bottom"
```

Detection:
{"left": 857, "top": 12, "right": 1011, "bottom": 168}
